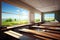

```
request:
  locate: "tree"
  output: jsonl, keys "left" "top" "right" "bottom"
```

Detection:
{"left": 14, "top": 19, "right": 16, "bottom": 21}
{"left": 5, "top": 18, "right": 12, "bottom": 22}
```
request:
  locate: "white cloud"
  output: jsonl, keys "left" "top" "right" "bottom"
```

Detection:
{"left": 16, "top": 10, "right": 20, "bottom": 12}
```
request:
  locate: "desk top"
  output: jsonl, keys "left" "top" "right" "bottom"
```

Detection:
{"left": 32, "top": 26, "right": 60, "bottom": 30}
{"left": 41, "top": 22, "right": 60, "bottom": 27}
{"left": 18, "top": 29, "right": 60, "bottom": 40}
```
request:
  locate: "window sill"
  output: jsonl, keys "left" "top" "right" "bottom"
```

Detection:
{"left": 7, "top": 23, "right": 31, "bottom": 29}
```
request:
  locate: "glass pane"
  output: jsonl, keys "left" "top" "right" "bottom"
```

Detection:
{"left": 2, "top": 2, "right": 29, "bottom": 26}
{"left": 34, "top": 13, "right": 41, "bottom": 22}
{"left": 2, "top": 13, "right": 20, "bottom": 26}
{"left": 44, "top": 13, "right": 55, "bottom": 22}
{"left": 19, "top": 9, "right": 29, "bottom": 24}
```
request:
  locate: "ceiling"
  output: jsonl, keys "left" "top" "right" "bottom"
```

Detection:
{"left": 20, "top": 0, "right": 60, "bottom": 12}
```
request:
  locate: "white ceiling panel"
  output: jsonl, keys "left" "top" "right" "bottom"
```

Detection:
{"left": 20, "top": 0, "right": 60, "bottom": 12}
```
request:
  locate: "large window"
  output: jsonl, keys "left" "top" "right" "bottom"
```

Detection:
{"left": 34, "top": 13, "right": 41, "bottom": 23}
{"left": 44, "top": 13, "right": 55, "bottom": 22}
{"left": 2, "top": 2, "right": 29, "bottom": 26}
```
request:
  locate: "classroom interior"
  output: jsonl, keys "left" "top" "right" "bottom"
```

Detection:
{"left": 0, "top": 0, "right": 60, "bottom": 40}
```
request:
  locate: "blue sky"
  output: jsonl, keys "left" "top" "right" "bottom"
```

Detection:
{"left": 2, "top": 2, "right": 29, "bottom": 20}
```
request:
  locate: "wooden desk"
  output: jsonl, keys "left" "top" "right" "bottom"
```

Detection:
{"left": 18, "top": 29, "right": 60, "bottom": 40}
{"left": 32, "top": 26, "right": 60, "bottom": 31}
{"left": 40, "top": 22, "right": 60, "bottom": 27}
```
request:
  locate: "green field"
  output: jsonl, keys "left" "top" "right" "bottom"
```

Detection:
{"left": 2, "top": 19, "right": 40, "bottom": 27}
{"left": 2, "top": 19, "right": 29, "bottom": 27}
{"left": 2, "top": 18, "right": 55, "bottom": 27}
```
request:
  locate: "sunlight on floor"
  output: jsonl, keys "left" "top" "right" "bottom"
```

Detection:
{"left": 4, "top": 30, "right": 23, "bottom": 39}
{"left": 4, "top": 30, "right": 34, "bottom": 40}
